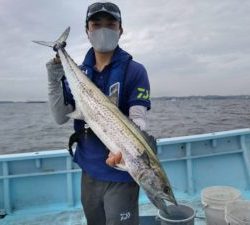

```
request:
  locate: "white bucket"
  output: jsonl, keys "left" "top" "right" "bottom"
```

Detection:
{"left": 225, "top": 200, "right": 250, "bottom": 225}
{"left": 157, "top": 204, "right": 195, "bottom": 225}
{"left": 201, "top": 186, "right": 241, "bottom": 225}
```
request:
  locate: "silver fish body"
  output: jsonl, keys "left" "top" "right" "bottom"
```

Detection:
{"left": 33, "top": 27, "right": 177, "bottom": 212}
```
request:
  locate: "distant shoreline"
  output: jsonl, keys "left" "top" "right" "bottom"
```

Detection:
{"left": 0, "top": 101, "right": 47, "bottom": 104}
{"left": 154, "top": 95, "right": 250, "bottom": 100}
{"left": 0, "top": 95, "right": 250, "bottom": 103}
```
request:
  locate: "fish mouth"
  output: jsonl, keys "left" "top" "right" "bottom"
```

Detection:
{"left": 157, "top": 192, "right": 178, "bottom": 206}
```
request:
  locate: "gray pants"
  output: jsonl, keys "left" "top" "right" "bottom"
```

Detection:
{"left": 81, "top": 172, "right": 139, "bottom": 225}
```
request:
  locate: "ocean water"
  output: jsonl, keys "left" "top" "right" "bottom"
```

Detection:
{"left": 0, "top": 97, "right": 250, "bottom": 155}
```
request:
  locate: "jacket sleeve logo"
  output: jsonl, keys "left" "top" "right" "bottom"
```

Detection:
{"left": 137, "top": 88, "right": 149, "bottom": 100}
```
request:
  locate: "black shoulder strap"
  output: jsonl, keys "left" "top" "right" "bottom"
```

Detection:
{"left": 120, "top": 59, "right": 131, "bottom": 111}
{"left": 68, "top": 127, "right": 85, "bottom": 157}
{"left": 61, "top": 76, "right": 69, "bottom": 105}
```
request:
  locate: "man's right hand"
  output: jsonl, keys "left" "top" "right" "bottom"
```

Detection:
{"left": 46, "top": 55, "right": 65, "bottom": 82}
{"left": 53, "top": 53, "right": 61, "bottom": 64}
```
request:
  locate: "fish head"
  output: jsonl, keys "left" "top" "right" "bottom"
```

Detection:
{"left": 139, "top": 167, "right": 177, "bottom": 212}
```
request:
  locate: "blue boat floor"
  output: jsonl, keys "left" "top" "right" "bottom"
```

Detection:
{"left": 0, "top": 199, "right": 206, "bottom": 225}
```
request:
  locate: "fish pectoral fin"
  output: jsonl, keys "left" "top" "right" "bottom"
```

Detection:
{"left": 114, "top": 163, "right": 128, "bottom": 171}
{"left": 108, "top": 82, "right": 120, "bottom": 106}
{"left": 67, "top": 109, "right": 85, "bottom": 120}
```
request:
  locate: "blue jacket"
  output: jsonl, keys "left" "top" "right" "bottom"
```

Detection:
{"left": 63, "top": 47, "right": 151, "bottom": 182}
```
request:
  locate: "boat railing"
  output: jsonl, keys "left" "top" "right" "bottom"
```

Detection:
{"left": 1, "top": 128, "right": 250, "bottom": 216}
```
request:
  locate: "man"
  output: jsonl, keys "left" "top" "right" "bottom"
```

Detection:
{"left": 46, "top": 2, "right": 151, "bottom": 225}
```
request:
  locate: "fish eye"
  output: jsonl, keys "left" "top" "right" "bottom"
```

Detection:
{"left": 163, "top": 186, "right": 170, "bottom": 194}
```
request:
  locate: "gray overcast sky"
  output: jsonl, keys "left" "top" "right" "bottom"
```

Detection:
{"left": 0, "top": 0, "right": 250, "bottom": 101}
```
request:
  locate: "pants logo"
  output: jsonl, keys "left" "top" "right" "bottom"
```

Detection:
{"left": 120, "top": 212, "right": 131, "bottom": 221}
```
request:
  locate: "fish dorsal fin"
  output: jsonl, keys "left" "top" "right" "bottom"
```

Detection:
{"left": 108, "top": 82, "right": 120, "bottom": 106}
{"left": 129, "top": 119, "right": 157, "bottom": 154}
{"left": 139, "top": 151, "right": 150, "bottom": 166}
{"left": 141, "top": 130, "right": 157, "bottom": 154}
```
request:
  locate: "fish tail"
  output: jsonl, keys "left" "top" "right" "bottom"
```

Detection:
{"left": 32, "top": 27, "right": 70, "bottom": 50}
{"left": 32, "top": 40, "right": 55, "bottom": 48}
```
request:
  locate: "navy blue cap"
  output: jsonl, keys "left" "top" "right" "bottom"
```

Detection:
{"left": 86, "top": 2, "right": 121, "bottom": 23}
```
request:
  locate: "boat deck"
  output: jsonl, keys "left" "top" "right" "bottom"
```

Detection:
{"left": 4, "top": 192, "right": 250, "bottom": 225}
{"left": 1, "top": 199, "right": 208, "bottom": 225}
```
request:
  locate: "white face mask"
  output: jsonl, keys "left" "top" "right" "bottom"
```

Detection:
{"left": 88, "top": 28, "right": 120, "bottom": 53}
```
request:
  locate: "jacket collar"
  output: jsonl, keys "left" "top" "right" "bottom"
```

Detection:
{"left": 82, "top": 46, "right": 132, "bottom": 68}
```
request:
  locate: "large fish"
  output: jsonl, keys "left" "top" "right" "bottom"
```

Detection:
{"left": 33, "top": 27, "right": 177, "bottom": 212}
